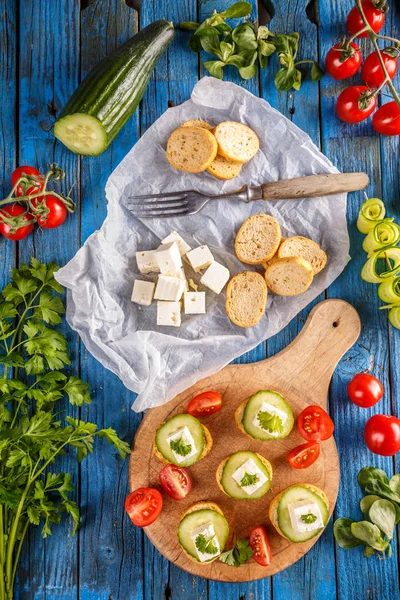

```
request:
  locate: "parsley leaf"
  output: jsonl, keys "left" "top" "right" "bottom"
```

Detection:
{"left": 257, "top": 410, "right": 284, "bottom": 434}
{"left": 220, "top": 536, "right": 253, "bottom": 567}
{"left": 301, "top": 513, "right": 317, "bottom": 524}
{"left": 195, "top": 533, "right": 219, "bottom": 555}
{"left": 240, "top": 472, "right": 259, "bottom": 487}
{"left": 170, "top": 436, "right": 192, "bottom": 457}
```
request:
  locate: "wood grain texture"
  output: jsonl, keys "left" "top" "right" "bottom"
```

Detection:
{"left": 261, "top": 172, "right": 369, "bottom": 200}
{"left": 129, "top": 300, "right": 360, "bottom": 582}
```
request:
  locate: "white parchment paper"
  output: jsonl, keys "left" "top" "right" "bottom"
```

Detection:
{"left": 56, "top": 78, "right": 350, "bottom": 412}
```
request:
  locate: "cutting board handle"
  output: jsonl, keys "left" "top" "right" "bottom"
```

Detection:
{"left": 266, "top": 299, "right": 361, "bottom": 406}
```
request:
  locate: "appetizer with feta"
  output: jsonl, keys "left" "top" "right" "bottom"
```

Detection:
{"left": 235, "top": 390, "right": 294, "bottom": 441}
{"left": 216, "top": 451, "right": 272, "bottom": 500}
{"left": 269, "top": 484, "right": 329, "bottom": 543}
{"left": 177, "top": 502, "right": 229, "bottom": 563}
{"left": 154, "top": 413, "right": 212, "bottom": 467}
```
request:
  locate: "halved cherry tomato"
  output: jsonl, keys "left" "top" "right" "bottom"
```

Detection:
{"left": 336, "top": 86, "right": 377, "bottom": 123}
{"left": 124, "top": 487, "right": 162, "bottom": 527}
{"left": 346, "top": 1, "right": 386, "bottom": 38}
{"left": 32, "top": 195, "right": 67, "bottom": 229}
{"left": 11, "top": 166, "right": 44, "bottom": 198}
{"left": 187, "top": 391, "right": 222, "bottom": 417}
{"left": 362, "top": 51, "right": 398, "bottom": 89}
{"left": 249, "top": 526, "right": 272, "bottom": 567}
{"left": 348, "top": 373, "right": 384, "bottom": 408}
{"left": 287, "top": 441, "right": 320, "bottom": 469}
{"left": 364, "top": 415, "right": 400, "bottom": 456}
{"left": 0, "top": 204, "right": 35, "bottom": 241}
{"left": 159, "top": 464, "right": 192, "bottom": 500}
{"left": 297, "top": 405, "right": 334, "bottom": 441}
{"left": 325, "top": 43, "right": 362, "bottom": 80}
{"left": 372, "top": 102, "right": 400, "bottom": 136}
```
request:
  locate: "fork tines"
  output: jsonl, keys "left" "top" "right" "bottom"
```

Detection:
{"left": 126, "top": 191, "right": 190, "bottom": 218}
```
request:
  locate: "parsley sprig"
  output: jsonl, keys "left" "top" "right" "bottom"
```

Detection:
{"left": 170, "top": 436, "right": 192, "bottom": 457}
{"left": 219, "top": 535, "right": 254, "bottom": 567}
{"left": 257, "top": 410, "right": 284, "bottom": 434}
{"left": 195, "top": 533, "right": 219, "bottom": 556}
{"left": 240, "top": 472, "right": 259, "bottom": 487}
{"left": 301, "top": 513, "right": 317, "bottom": 524}
{"left": 0, "top": 260, "right": 130, "bottom": 600}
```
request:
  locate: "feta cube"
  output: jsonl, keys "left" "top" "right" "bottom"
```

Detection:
{"left": 136, "top": 250, "right": 159, "bottom": 274}
{"left": 131, "top": 280, "right": 155, "bottom": 306}
{"left": 154, "top": 275, "right": 186, "bottom": 302}
{"left": 190, "top": 522, "right": 221, "bottom": 562}
{"left": 200, "top": 261, "right": 230, "bottom": 294}
{"left": 252, "top": 402, "right": 288, "bottom": 436}
{"left": 184, "top": 292, "right": 206, "bottom": 315}
{"left": 166, "top": 267, "right": 189, "bottom": 293}
{"left": 154, "top": 242, "right": 182, "bottom": 274}
{"left": 161, "top": 232, "right": 191, "bottom": 256}
{"left": 288, "top": 499, "right": 324, "bottom": 533}
{"left": 157, "top": 301, "right": 181, "bottom": 327}
{"left": 231, "top": 458, "right": 268, "bottom": 496}
{"left": 186, "top": 245, "right": 214, "bottom": 272}
{"left": 166, "top": 426, "right": 196, "bottom": 462}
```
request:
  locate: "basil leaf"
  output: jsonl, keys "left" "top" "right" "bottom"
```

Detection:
{"left": 220, "top": 41, "right": 235, "bottom": 62}
{"left": 179, "top": 21, "right": 200, "bottom": 31}
{"left": 232, "top": 23, "right": 258, "bottom": 50}
{"left": 311, "top": 61, "right": 324, "bottom": 81}
{"left": 220, "top": 1, "right": 252, "bottom": 19}
{"left": 334, "top": 518, "right": 364, "bottom": 549}
{"left": 358, "top": 467, "right": 389, "bottom": 490}
{"left": 360, "top": 495, "right": 381, "bottom": 519}
{"left": 369, "top": 499, "right": 396, "bottom": 540}
{"left": 258, "top": 39, "right": 276, "bottom": 57}
{"left": 203, "top": 60, "right": 225, "bottom": 79}
{"left": 194, "top": 26, "right": 220, "bottom": 37}
{"left": 389, "top": 474, "right": 400, "bottom": 495}
{"left": 350, "top": 521, "right": 388, "bottom": 552}
{"left": 365, "top": 479, "right": 400, "bottom": 505}
{"left": 200, "top": 35, "right": 222, "bottom": 57}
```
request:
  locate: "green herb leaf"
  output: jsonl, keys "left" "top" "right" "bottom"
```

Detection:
{"left": 219, "top": 41, "right": 235, "bottom": 62}
{"left": 360, "top": 495, "right": 381, "bottom": 518}
{"left": 204, "top": 60, "right": 225, "bottom": 79}
{"left": 194, "top": 26, "right": 220, "bottom": 38}
{"left": 220, "top": 537, "right": 253, "bottom": 567}
{"left": 232, "top": 23, "right": 258, "bottom": 50}
{"left": 368, "top": 499, "right": 397, "bottom": 540}
{"left": 98, "top": 428, "right": 131, "bottom": 459}
{"left": 63, "top": 376, "right": 91, "bottom": 406}
{"left": 200, "top": 36, "right": 223, "bottom": 56}
{"left": 334, "top": 518, "right": 364, "bottom": 549}
{"left": 220, "top": 1, "right": 252, "bottom": 18}
{"left": 258, "top": 39, "right": 276, "bottom": 57}
{"left": 179, "top": 21, "right": 200, "bottom": 31}
{"left": 301, "top": 512, "right": 317, "bottom": 524}
{"left": 365, "top": 479, "right": 400, "bottom": 505}
{"left": 240, "top": 472, "right": 259, "bottom": 487}
{"left": 358, "top": 467, "right": 389, "bottom": 490}
{"left": 350, "top": 521, "right": 388, "bottom": 552}
{"left": 257, "top": 410, "right": 284, "bottom": 434}
{"left": 311, "top": 61, "right": 324, "bottom": 81}
{"left": 389, "top": 474, "right": 400, "bottom": 495}
{"left": 169, "top": 435, "right": 192, "bottom": 457}
{"left": 33, "top": 292, "right": 65, "bottom": 325}
{"left": 195, "top": 533, "right": 219, "bottom": 555}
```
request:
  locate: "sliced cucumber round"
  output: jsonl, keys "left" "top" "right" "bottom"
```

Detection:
{"left": 54, "top": 114, "right": 107, "bottom": 156}
{"left": 220, "top": 451, "right": 271, "bottom": 500}
{"left": 155, "top": 414, "right": 204, "bottom": 467}
{"left": 277, "top": 485, "right": 329, "bottom": 543}
{"left": 178, "top": 509, "right": 229, "bottom": 562}
{"left": 242, "top": 390, "right": 294, "bottom": 440}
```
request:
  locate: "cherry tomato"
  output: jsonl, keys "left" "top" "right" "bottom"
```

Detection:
{"left": 249, "top": 526, "right": 272, "bottom": 567}
{"left": 364, "top": 415, "right": 400, "bottom": 456}
{"left": 159, "top": 464, "right": 192, "bottom": 500}
{"left": 336, "top": 86, "right": 377, "bottom": 123}
{"left": 287, "top": 441, "right": 320, "bottom": 469}
{"left": 297, "top": 405, "right": 334, "bottom": 441}
{"left": 372, "top": 101, "right": 400, "bottom": 136}
{"left": 11, "top": 166, "right": 44, "bottom": 198}
{"left": 32, "top": 195, "right": 67, "bottom": 229}
{"left": 124, "top": 487, "right": 163, "bottom": 527}
{"left": 325, "top": 43, "right": 362, "bottom": 80}
{"left": 187, "top": 391, "right": 222, "bottom": 417}
{"left": 346, "top": 1, "right": 386, "bottom": 38}
{"left": 348, "top": 373, "right": 384, "bottom": 408}
{"left": 362, "top": 51, "right": 398, "bottom": 88}
{"left": 0, "top": 204, "right": 35, "bottom": 241}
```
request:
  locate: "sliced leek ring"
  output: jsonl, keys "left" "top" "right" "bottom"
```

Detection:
{"left": 357, "top": 198, "right": 386, "bottom": 234}
{"left": 361, "top": 246, "right": 400, "bottom": 284}
{"left": 362, "top": 219, "right": 400, "bottom": 253}
{"left": 389, "top": 306, "right": 400, "bottom": 329}
{"left": 378, "top": 276, "right": 400, "bottom": 304}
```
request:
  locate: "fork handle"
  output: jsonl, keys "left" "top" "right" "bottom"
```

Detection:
{"left": 261, "top": 172, "right": 369, "bottom": 201}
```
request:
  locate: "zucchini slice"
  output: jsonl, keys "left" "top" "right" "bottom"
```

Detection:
{"left": 219, "top": 451, "right": 271, "bottom": 500}
{"left": 241, "top": 390, "right": 294, "bottom": 440}
{"left": 362, "top": 219, "right": 400, "bottom": 254}
{"left": 155, "top": 414, "right": 205, "bottom": 467}
{"left": 277, "top": 485, "right": 329, "bottom": 543}
{"left": 178, "top": 509, "right": 229, "bottom": 562}
{"left": 361, "top": 246, "right": 400, "bottom": 283}
{"left": 357, "top": 197, "right": 386, "bottom": 234}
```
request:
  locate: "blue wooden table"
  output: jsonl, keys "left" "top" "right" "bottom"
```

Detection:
{"left": 1, "top": 0, "right": 399, "bottom": 598}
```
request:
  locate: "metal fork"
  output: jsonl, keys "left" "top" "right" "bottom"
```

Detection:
{"left": 125, "top": 172, "right": 369, "bottom": 219}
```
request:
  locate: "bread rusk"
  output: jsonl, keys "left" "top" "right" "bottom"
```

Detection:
{"left": 207, "top": 154, "right": 242, "bottom": 180}
{"left": 213, "top": 121, "right": 259, "bottom": 163}
{"left": 181, "top": 119, "right": 213, "bottom": 130}
{"left": 235, "top": 214, "right": 281, "bottom": 265}
{"left": 226, "top": 272, "right": 267, "bottom": 328}
{"left": 166, "top": 126, "right": 218, "bottom": 173}
{"left": 264, "top": 256, "right": 314, "bottom": 296}
{"left": 278, "top": 236, "right": 327, "bottom": 275}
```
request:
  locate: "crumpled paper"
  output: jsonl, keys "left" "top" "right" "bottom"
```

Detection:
{"left": 56, "top": 77, "right": 350, "bottom": 412}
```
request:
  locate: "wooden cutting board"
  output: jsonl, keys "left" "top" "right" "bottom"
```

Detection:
{"left": 129, "top": 299, "right": 361, "bottom": 582}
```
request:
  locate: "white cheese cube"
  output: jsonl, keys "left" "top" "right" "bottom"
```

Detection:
{"left": 190, "top": 522, "right": 221, "bottom": 562}
{"left": 161, "top": 232, "right": 191, "bottom": 256}
{"left": 200, "top": 261, "right": 230, "bottom": 294}
{"left": 252, "top": 402, "right": 288, "bottom": 436}
{"left": 136, "top": 250, "right": 160, "bottom": 274}
{"left": 154, "top": 275, "right": 185, "bottom": 302}
{"left": 157, "top": 301, "right": 181, "bottom": 327}
{"left": 186, "top": 245, "right": 214, "bottom": 272}
{"left": 154, "top": 242, "right": 182, "bottom": 274}
{"left": 231, "top": 458, "right": 268, "bottom": 496}
{"left": 131, "top": 280, "right": 155, "bottom": 306}
{"left": 184, "top": 292, "right": 206, "bottom": 315}
{"left": 288, "top": 499, "right": 324, "bottom": 533}
{"left": 166, "top": 426, "right": 196, "bottom": 463}
{"left": 165, "top": 267, "right": 189, "bottom": 293}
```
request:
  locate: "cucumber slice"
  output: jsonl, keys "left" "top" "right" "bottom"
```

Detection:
{"left": 54, "top": 114, "right": 107, "bottom": 156}
{"left": 242, "top": 390, "right": 294, "bottom": 440}
{"left": 155, "top": 414, "right": 205, "bottom": 467}
{"left": 178, "top": 509, "right": 229, "bottom": 561}
{"left": 277, "top": 486, "right": 329, "bottom": 543}
{"left": 220, "top": 451, "right": 271, "bottom": 500}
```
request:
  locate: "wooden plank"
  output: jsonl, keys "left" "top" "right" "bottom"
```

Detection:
{"left": 319, "top": 1, "right": 400, "bottom": 599}
{"left": 77, "top": 2, "right": 143, "bottom": 600}
{"left": 15, "top": 0, "right": 81, "bottom": 598}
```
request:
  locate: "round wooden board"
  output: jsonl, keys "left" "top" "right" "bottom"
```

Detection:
{"left": 129, "top": 300, "right": 361, "bottom": 582}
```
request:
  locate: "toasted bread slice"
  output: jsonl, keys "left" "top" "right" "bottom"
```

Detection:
{"left": 215, "top": 453, "right": 273, "bottom": 497}
{"left": 278, "top": 236, "right": 327, "bottom": 275}
{"left": 226, "top": 271, "right": 267, "bottom": 328}
{"left": 207, "top": 154, "right": 242, "bottom": 180}
{"left": 179, "top": 501, "right": 225, "bottom": 564}
{"left": 153, "top": 423, "right": 213, "bottom": 463}
{"left": 235, "top": 214, "right": 281, "bottom": 265}
{"left": 269, "top": 484, "right": 329, "bottom": 540}
{"left": 262, "top": 238, "right": 286, "bottom": 269}
{"left": 213, "top": 121, "right": 259, "bottom": 163}
{"left": 166, "top": 126, "right": 218, "bottom": 173}
{"left": 181, "top": 119, "right": 213, "bottom": 130}
{"left": 264, "top": 257, "right": 314, "bottom": 296}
